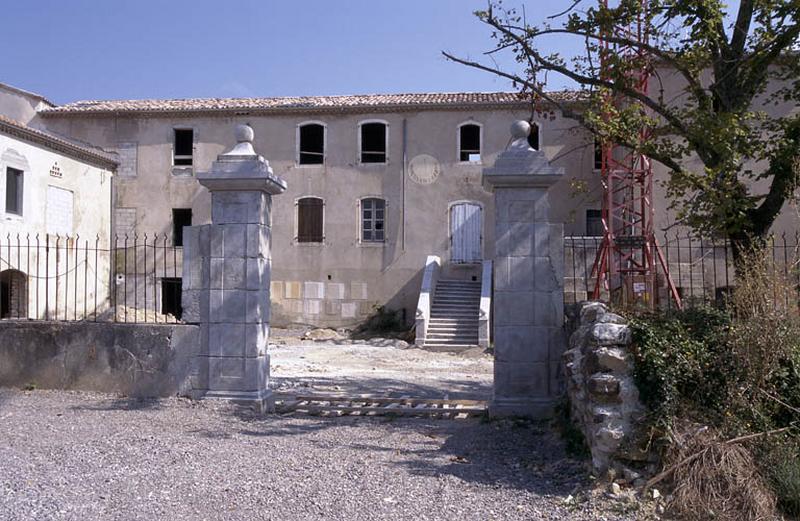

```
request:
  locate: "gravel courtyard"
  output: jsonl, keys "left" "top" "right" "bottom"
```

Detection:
{"left": 0, "top": 389, "right": 653, "bottom": 521}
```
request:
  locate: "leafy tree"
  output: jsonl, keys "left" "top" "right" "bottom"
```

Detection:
{"left": 445, "top": 0, "right": 800, "bottom": 257}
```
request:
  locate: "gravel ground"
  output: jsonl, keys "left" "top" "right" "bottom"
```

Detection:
{"left": 0, "top": 389, "right": 655, "bottom": 521}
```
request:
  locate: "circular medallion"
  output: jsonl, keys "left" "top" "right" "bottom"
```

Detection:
{"left": 408, "top": 154, "right": 441, "bottom": 185}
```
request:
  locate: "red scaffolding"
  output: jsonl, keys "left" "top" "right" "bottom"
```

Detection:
{"left": 591, "top": 0, "right": 682, "bottom": 308}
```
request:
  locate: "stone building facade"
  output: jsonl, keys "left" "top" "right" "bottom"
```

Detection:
{"left": 1, "top": 79, "right": 797, "bottom": 327}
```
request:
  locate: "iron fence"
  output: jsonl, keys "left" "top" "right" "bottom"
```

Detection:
{"left": 565, "top": 233, "right": 800, "bottom": 310}
{"left": 0, "top": 233, "right": 183, "bottom": 323}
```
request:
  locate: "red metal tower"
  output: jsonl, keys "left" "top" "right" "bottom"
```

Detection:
{"left": 591, "top": 0, "right": 682, "bottom": 308}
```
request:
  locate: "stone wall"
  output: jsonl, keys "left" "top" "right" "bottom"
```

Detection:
{"left": 563, "top": 302, "right": 653, "bottom": 476}
{"left": 0, "top": 321, "right": 199, "bottom": 397}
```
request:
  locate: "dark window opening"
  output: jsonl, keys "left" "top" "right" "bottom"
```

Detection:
{"left": 586, "top": 209, "right": 604, "bottom": 237}
{"left": 594, "top": 139, "right": 604, "bottom": 170}
{"left": 5, "top": 167, "right": 22, "bottom": 216}
{"left": 360, "top": 122, "right": 387, "bottom": 163}
{"left": 0, "top": 278, "right": 9, "bottom": 318}
{"left": 161, "top": 277, "right": 183, "bottom": 320}
{"left": 361, "top": 198, "right": 386, "bottom": 242}
{"left": 173, "top": 129, "right": 194, "bottom": 166}
{"left": 459, "top": 124, "right": 481, "bottom": 161}
{"left": 172, "top": 208, "right": 192, "bottom": 247}
{"left": 299, "top": 124, "right": 325, "bottom": 165}
{"left": 297, "top": 197, "right": 324, "bottom": 243}
{"left": 527, "top": 122, "right": 540, "bottom": 150}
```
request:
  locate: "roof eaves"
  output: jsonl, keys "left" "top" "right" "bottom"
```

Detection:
{"left": 0, "top": 116, "right": 118, "bottom": 170}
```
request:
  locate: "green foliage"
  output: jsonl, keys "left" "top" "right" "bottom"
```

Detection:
{"left": 450, "top": 0, "right": 800, "bottom": 248}
{"left": 630, "top": 306, "right": 733, "bottom": 424}
{"left": 355, "top": 305, "right": 404, "bottom": 335}
{"left": 759, "top": 437, "right": 800, "bottom": 517}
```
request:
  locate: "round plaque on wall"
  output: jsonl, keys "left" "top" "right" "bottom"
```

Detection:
{"left": 408, "top": 154, "right": 441, "bottom": 185}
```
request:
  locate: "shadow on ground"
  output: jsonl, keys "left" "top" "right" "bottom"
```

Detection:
{"left": 270, "top": 375, "right": 491, "bottom": 401}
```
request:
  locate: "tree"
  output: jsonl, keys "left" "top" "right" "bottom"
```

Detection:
{"left": 445, "top": 0, "right": 800, "bottom": 257}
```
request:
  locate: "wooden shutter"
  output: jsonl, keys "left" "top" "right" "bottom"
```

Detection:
{"left": 298, "top": 198, "right": 323, "bottom": 242}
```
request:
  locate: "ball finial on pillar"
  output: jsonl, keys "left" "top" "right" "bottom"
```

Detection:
{"left": 510, "top": 120, "right": 531, "bottom": 139}
{"left": 235, "top": 124, "right": 254, "bottom": 143}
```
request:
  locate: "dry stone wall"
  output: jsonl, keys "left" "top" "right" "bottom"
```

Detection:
{"left": 563, "top": 302, "right": 653, "bottom": 475}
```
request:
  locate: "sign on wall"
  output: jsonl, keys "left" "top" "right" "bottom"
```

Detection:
{"left": 46, "top": 186, "right": 74, "bottom": 236}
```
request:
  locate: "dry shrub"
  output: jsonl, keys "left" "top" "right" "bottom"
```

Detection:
{"left": 666, "top": 426, "right": 778, "bottom": 521}
{"left": 730, "top": 246, "right": 799, "bottom": 321}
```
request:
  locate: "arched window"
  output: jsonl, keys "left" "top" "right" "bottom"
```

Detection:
{"left": 458, "top": 123, "right": 481, "bottom": 162}
{"left": 0, "top": 269, "right": 27, "bottom": 318}
{"left": 527, "top": 122, "right": 541, "bottom": 150}
{"left": 297, "top": 122, "right": 325, "bottom": 165}
{"left": 297, "top": 197, "right": 324, "bottom": 243}
{"left": 359, "top": 121, "right": 388, "bottom": 163}
{"left": 361, "top": 198, "right": 386, "bottom": 242}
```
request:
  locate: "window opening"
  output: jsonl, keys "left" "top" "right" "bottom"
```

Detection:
{"left": 172, "top": 208, "right": 192, "bottom": 246}
{"left": 594, "top": 139, "right": 603, "bottom": 170}
{"left": 360, "top": 122, "right": 387, "bottom": 163}
{"left": 527, "top": 122, "right": 540, "bottom": 150}
{"left": 173, "top": 129, "right": 194, "bottom": 166}
{"left": 459, "top": 124, "right": 481, "bottom": 162}
{"left": 161, "top": 277, "right": 183, "bottom": 319}
{"left": 586, "top": 209, "right": 604, "bottom": 237}
{"left": 5, "top": 167, "right": 22, "bottom": 215}
{"left": 299, "top": 124, "right": 325, "bottom": 165}
{"left": 361, "top": 198, "right": 386, "bottom": 242}
{"left": 297, "top": 197, "right": 324, "bottom": 242}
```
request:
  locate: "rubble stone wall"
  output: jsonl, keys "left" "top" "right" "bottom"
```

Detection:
{"left": 563, "top": 302, "right": 652, "bottom": 475}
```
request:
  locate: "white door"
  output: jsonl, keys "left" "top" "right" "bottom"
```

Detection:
{"left": 450, "top": 202, "right": 482, "bottom": 263}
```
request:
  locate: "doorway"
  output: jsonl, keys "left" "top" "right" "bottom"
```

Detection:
{"left": 450, "top": 202, "right": 482, "bottom": 263}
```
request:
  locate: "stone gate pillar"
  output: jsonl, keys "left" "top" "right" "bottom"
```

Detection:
{"left": 182, "top": 124, "right": 287, "bottom": 411}
{"left": 483, "top": 121, "right": 565, "bottom": 418}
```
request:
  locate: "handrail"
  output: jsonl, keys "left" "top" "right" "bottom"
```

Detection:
{"left": 414, "top": 255, "right": 440, "bottom": 346}
{"left": 478, "top": 260, "right": 492, "bottom": 348}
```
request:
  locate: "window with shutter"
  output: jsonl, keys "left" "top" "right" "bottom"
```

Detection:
{"left": 297, "top": 197, "right": 324, "bottom": 242}
{"left": 361, "top": 198, "right": 385, "bottom": 242}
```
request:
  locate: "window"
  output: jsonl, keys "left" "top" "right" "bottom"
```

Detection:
{"left": 297, "top": 197, "right": 324, "bottom": 243}
{"left": 361, "top": 198, "right": 386, "bottom": 242}
{"left": 161, "top": 277, "right": 182, "bottom": 320}
{"left": 298, "top": 123, "right": 325, "bottom": 165}
{"left": 359, "top": 122, "right": 387, "bottom": 163}
{"left": 527, "top": 122, "right": 540, "bottom": 150}
{"left": 173, "top": 129, "right": 194, "bottom": 166}
{"left": 5, "top": 167, "right": 22, "bottom": 216}
{"left": 172, "top": 208, "right": 192, "bottom": 246}
{"left": 586, "top": 209, "right": 604, "bottom": 236}
{"left": 594, "top": 139, "right": 604, "bottom": 170}
{"left": 459, "top": 123, "right": 481, "bottom": 162}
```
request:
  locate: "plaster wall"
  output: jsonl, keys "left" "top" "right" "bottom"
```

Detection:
{"left": 0, "top": 133, "right": 113, "bottom": 318}
{"left": 43, "top": 108, "right": 593, "bottom": 327}
{"left": 0, "top": 85, "right": 48, "bottom": 125}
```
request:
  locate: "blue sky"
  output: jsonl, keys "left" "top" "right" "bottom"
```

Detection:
{"left": 0, "top": 0, "right": 587, "bottom": 104}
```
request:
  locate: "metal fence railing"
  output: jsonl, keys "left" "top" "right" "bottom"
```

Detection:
{"left": 565, "top": 233, "right": 800, "bottom": 310}
{"left": 0, "top": 233, "right": 183, "bottom": 323}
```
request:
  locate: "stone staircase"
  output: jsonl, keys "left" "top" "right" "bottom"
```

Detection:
{"left": 424, "top": 279, "right": 481, "bottom": 351}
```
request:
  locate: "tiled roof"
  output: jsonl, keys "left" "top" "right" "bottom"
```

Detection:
{"left": 40, "top": 90, "right": 584, "bottom": 117}
{"left": 0, "top": 115, "right": 118, "bottom": 169}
